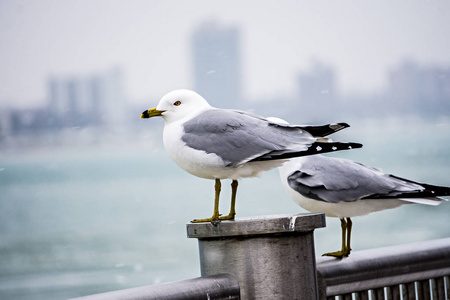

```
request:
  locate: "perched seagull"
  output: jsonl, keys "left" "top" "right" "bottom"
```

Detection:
{"left": 268, "top": 117, "right": 450, "bottom": 258}
{"left": 279, "top": 152, "right": 450, "bottom": 258}
{"left": 141, "top": 89, "right": 362, "bottom": 223}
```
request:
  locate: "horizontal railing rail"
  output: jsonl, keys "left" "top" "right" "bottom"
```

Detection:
{"left": 316, "top": 238, "right": 450, "bottom": 300}
{"left": 70, "top": 273, "right": 240, "bottom": 300}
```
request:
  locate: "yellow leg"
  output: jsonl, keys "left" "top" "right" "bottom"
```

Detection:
{"left": 323, "top": 218, "right": 352, "bottom": 258}
{"left": 346, "top": 217, "right": 352, "bottom": 255}
{"left": 191, "top": 179, "right": 221, "bottom": 223}
{"left": 219, "top": 180, "right": 238, "bottom": 220}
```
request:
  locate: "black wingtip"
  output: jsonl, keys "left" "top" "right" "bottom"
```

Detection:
{"left": 389, "top": 175, "right": 450, "bottom": 197}
{"left": 251, "top": 141, "right": 363, "bottom": 162}
{"left": 348, "top": 142, "right": 363, "bottom": 149}
{"left": 299, "top": 123, "right": 351, "bottom": 137}
{"left": 334, "top": 122, "right": 350, "bottom": 129}
{"left": 310, "top": 141, "right": 363, "bottom": 154}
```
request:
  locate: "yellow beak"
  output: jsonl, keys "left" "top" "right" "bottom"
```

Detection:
{"left": 140, "top": 107, "right": 165, "bottom": 118}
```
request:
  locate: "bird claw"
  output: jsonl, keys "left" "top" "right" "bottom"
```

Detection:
{"left": 190, "top": 217, "right": 219, "bottom": 223}
{"left": 218, "top": 213, "right": 235, "bottom": 221}
{"left": 322, "top": 248, "right": 351, "bottom": 258}
{"left": 190, "top": 213, "right": 235, "bottom": 224}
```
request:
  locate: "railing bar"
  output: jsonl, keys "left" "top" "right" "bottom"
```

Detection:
{"left": 407, "top": 282, "right": 416, "bottom": 300}
{"left": 430, "top": 278, "right": 438, "bottom": 300}
{"left": 416, "top": 281, "right": 425, "bottom": 300}
{"left": 425, "top": 279, "right": 432, "bottom": 300}
{"left": 443, "top": 276, "right": 450, "bottom": 300}
{"left": 385, "top": 286, "right": 392, "bottom": 300}
{"left": 400, "top": 283, "right": 408, "bottom": 300}
{"left": 327, "top": 296, "right": 336, "bottom": 300}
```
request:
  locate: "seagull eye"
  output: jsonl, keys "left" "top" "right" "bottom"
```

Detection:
{"left": 174, "top": 100, "right": 181, "bottom": 106}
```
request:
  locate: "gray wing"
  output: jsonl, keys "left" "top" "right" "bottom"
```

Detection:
{"left": 286, "top": 155, "right": 449, "bottom": 203}
{"left": 182, "top": 109, "right": 317, "bottom": 166}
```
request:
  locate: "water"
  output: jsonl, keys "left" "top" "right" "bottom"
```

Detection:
{"left": 0, "top": 116, "right": 449, "bottom": 299}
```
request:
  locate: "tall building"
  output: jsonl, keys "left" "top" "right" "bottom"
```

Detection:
{"left": 191, "top": 21, "right": 242, "bottom": 108}
{"left": 387, "top": 61, "right": 450, "bottom": 115}
{"left": 48, "top": 77, "right": 94, "bottom": 127}
{"left": 0, "top": 109, "right": 12, "bottom": 138}
{"left": 47, "top": 68, "right": 126, "bottom": 128}
{"left": 297, "top": 60, "right": 338, "bottom": 119}
{"left": 299, "top": 61, "right": 336, "bottom": 102}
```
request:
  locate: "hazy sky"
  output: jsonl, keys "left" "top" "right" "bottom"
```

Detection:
{"left": 1, "top": 0, "right": 450, "bottom": 108}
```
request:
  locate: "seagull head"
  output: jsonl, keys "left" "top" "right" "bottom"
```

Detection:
{"left": 141, "top": 89, "right": 211, "bottom": 123}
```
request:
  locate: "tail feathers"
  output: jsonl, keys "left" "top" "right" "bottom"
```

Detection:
{"left": 251, "top": 141, "right": 363, "bottom": 162}
{"left": 366, "top": 174, "right": 450, "bottom": 205}
{"left": 400, "top": 197, "right": 446, "bottom": 206}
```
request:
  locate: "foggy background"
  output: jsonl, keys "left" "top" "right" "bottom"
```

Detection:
{"left": 1, "top": 1, "right": 449, "bottom": 299}
{"left": 1, "top": 0, "right": 450, "bottom": 122}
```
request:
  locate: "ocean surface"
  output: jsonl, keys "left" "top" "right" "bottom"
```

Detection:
{"left": 1, "top": 116, "right": 449, "bottom": 299}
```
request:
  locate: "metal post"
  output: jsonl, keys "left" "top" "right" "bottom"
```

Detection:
{"left": 187, "top": 213, "right": 326, "bottom": 300}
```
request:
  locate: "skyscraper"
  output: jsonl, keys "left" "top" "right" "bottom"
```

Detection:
{"left": 297, "top": 60, "right": 338, "bottom": 120}
{"left": 387, "top": 61, "right": 450, "bottom": 116}
{"left": 298, "top": 60, "right": 337, "bottom": 104}
{"left": 191, "top": 21, "right": 242, "bottom": 108}
{"left": 47, "top": 68, "right": 126, "bottom": 128}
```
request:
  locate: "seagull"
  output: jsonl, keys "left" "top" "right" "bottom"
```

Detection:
{"left": 267, "top": 117, "right": 450, "bottom": 258}
{"left": 140, "top": 89, "right": 362, "bottom": 223}
{"left": 278, "top": 152, "right": 449, "bottom": 258}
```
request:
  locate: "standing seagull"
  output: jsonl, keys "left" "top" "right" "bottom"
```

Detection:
{"left": 141, "top": 89, "right": 362, "bottom": 222}
{"left": 279, "top": 155, "right": 449, "bottom": 258}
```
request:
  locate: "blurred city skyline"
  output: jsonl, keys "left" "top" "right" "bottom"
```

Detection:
{"left": 1, "top": 13, "right": 450, "bottom": 139}
{"left": 1, "top": 0, "right": 450, "bottom": 109}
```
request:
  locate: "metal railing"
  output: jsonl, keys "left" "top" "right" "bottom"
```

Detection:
{"left": 316, "top": 238, "right": 450, "bottom": 300}
{"left": 70, "top": 215, "right": 450, "bottom": 300}
{"left": 70, "top": 273, "right": 240, "bottom": 300}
